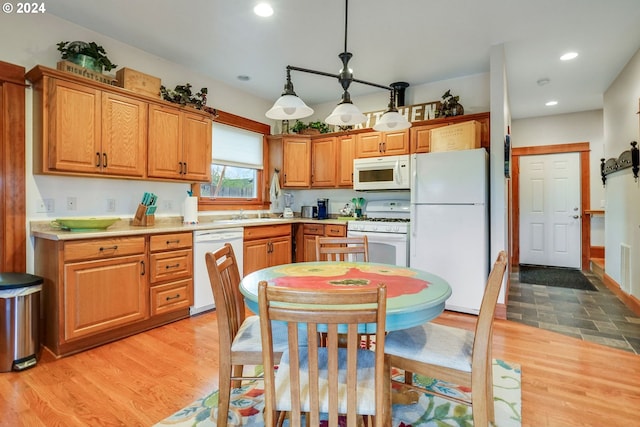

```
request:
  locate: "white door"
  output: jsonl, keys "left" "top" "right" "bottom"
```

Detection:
{"left": 519, "top": 152, "right": 581, "bottom": 268}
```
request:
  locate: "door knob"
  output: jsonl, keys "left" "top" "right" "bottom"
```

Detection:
{"left": 572, "top": 215, "right": 580, "bottom": 219}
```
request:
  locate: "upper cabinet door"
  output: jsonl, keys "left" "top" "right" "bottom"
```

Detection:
{"left": 148, "top": 105, "right": 212, "bottom": 182}
{"left": 148, "top": 104, "right": 183, "bottom": 179}
{"left": 355, "top": 131, "right": 383, "bottom": 158}
{"left": 48, "top": 79, "right": 101, "bottom": 173}
{"left": 383, "top": 130, "right": 410, "bottom": 156}
{"left": 282, "top": 137, "right": 311, "bottom": 187}
{"left": 337, "top": 134, "right": 356, "bottom": 187}
{"left": 355, "top": 130, "right": 409, "bottom": 158}
{"left": 311, "top": 136, "right": 337, "bottom": 187}
{"left": 101, "top": 92, "right": 147, "bottom": 177}
{"left": 182, "top": 112, "right": 212, "bottom": 182}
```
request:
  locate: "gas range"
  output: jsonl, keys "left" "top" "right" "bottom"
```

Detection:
{"left": 347, "top": 200, "right": 410, "bottom": 234}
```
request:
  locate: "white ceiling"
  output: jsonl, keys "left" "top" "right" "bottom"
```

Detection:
{"left": 46, "top": 0, "right": 640, "bottom": 119}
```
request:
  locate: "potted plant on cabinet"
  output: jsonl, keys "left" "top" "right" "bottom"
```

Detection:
{"left": 57, "top": 41, "right": 117, "bottom": 73}
{"left": 291, "top": 120, "right": 331, "bottom": 134}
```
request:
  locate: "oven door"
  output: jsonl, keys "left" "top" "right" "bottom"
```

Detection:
{"left": 347, "top": 230, "right": 408, "bottom": 266}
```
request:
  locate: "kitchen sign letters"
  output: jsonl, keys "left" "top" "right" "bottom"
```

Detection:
{"left": 356, "top": 101, "right": 441, "bottom": 130}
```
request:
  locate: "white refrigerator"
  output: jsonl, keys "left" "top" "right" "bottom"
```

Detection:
{"left": 410, "top": 148, "right": 489, "bottom": 314}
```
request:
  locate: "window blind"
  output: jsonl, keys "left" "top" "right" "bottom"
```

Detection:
{"left": 212, "top": 123, "right": 263, "bottom": 169}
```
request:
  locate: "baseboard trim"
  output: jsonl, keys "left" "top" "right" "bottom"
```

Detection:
{"left": 495, "top": 303, "right": 506, "bottom": 320}
{"left": 602, "top": 273, "right": 640, "bottom": 316}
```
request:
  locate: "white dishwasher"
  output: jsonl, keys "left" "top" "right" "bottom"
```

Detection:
{"left": 191, "top": 228, "right": 244, "bottom": 316}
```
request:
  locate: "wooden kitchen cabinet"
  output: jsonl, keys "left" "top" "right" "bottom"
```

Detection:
{"left": 355, "top": 129, "right": 409, "bottom": 158}
{"left": 35, "top": 236, "right": 148, "bottom": 355}
{"left": 26, "top": 65, "right": 212, "bottom": 183}
{"left": 311, "top": 136, "right": 337, "bottom": 187}
{"left": 299, "top": 222, "right": 346, "bottom": 262}
{"left": 267, "top": 134, "right": 311, "bottom": 188}
{"left": 337, "top": 134, "right": 357, "bottom": 187}
{"left": 28, "top": 73, "right": 147, "bottom": 177}
{"left": 410, "top": 112, "right": 491, "bottom": 153}
{"left": 34, "top": 232, "right": 193, "bottom": 357}
{"left": 147, "top": 105, "right": 212, "bottom": 182}
{"left": 243, "top": 224, "right": 292, "bottom": 275}
{"left": 148, "top": 232, "right": 193, "bottom": 316}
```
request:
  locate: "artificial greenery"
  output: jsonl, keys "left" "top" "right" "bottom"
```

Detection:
{"left": 160, "top": 84, "right": 208, "bottom": 109}
{"left": 57, "top": 41, "right": 117, "bottom": 72}
{"left": 436, "top": 89, "right": 464, "bottom": 117}
{"left": 291, "top": 120, "right": 331, "bottom": 134}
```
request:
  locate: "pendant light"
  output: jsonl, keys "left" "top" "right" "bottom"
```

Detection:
{"left": 265, "top": 0, "right": 411, "bottom": 130}
{"left": 373, "top": 88, "right": 411, "bottom": 131}
{"left": 265, "top": 68, "right": 314, "bottom": 120}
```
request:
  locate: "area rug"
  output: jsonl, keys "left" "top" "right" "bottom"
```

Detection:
{"left": 154, "top": 359, "right": 521, "bottom": 427}
{"left": 519, "top": 264, "right": 597, "bottom": 291}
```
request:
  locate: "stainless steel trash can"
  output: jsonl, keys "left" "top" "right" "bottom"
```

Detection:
{"left": 0, "top": 273, "right": 43, "bottom": 372}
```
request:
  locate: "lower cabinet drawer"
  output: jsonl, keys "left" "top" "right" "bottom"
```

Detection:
{"left": 149, "top": 249, "right": 193, "bottom": 283}
{"left": 151, "top": 279, "right": 193, "bottom": 316}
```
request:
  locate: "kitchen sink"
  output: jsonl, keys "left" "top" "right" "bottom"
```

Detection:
{"left": 214, "top": 218, "right": 285, "bottom": 225}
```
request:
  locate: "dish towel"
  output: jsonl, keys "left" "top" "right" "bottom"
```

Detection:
{"left": 270, "top": 170, "right": 281, "bottom": 200}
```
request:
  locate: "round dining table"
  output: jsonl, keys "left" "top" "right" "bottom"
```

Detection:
{"left": 239, "top": 261, "right": 452, "bottom": 332}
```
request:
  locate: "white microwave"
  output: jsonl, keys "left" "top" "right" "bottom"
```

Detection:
{"left": 353, "top": 154, "right": 411, "bottom": 191}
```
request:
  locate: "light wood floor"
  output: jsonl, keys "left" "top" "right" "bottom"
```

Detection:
{"left": 1, "top": 310, "right": 639, "bottom": 427}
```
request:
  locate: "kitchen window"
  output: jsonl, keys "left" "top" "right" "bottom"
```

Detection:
{"left": 195, "top": 113, "right": 270, "bottom": 211}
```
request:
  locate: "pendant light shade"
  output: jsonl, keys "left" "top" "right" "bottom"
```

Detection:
{"left": 265, "top": 94, "right": 314, "bottom": 120}
{"left": 373, "top": 110, "right": 411, "bottom": 131}
{"left": 373, "top": 88, "right": 412, "bottom": 131}
{"left": 325, "top": 101, "right": 367, "bottom": 126}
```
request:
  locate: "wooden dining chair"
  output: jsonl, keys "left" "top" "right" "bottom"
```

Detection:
{"left": 315, "top": 235, "right": 369, "bottom": 262}
{"left": 384, "top": 251, "right": 508, "bottom": 426}
{"left": 258, "top": 281, "right": 390, "bottom": 427}
{"left": 205, "top": 243, "right": 289, "bottom": 427}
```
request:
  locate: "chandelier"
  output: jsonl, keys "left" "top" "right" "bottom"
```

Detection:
{"left": 265, "top": 0, "right": 412, "bottom": 131}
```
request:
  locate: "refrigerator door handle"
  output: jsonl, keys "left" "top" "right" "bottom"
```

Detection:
{"left": 410, "top": 155, "right": 417, "bottom": 204}
{"left": 410, "top": 207, "right": 417, "bottom": 257}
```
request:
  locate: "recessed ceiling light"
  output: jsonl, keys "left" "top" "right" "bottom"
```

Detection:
{"left": 237, "top": 75, "right": 250, "bottom": 81}
{"left": 254, "top": 3, "right": 273, "bottom": 17}
{"left": 560, "top": 52, "right": 578, "bottom": 61}
{"left": 545, "top": 100, "right": 558, "bottom": 106}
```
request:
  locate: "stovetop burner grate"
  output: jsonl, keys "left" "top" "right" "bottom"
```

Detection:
{"left": 355, "top": 217, "right": 410, "bottom": 223}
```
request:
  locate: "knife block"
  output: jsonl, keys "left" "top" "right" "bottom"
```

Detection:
{"left": 132, "top": 203, "right": 155, "bottom": 226}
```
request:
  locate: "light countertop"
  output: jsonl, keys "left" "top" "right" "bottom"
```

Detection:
{"left": 30, "top": 216, "right": 352, "bottom": 241}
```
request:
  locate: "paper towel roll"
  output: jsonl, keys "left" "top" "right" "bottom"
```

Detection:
{"left": 183, "top": 196, "right": 199, "bottom": 224}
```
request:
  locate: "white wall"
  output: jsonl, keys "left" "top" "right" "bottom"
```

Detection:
{"left": 511, "top": 110, "right": 606, "bottom": 246}
{"left": 488, "top": 44, "right": 509, "bottom": 306}
{"left": 1, "top": 14, "right": 273, "bottom": 273}
{"left": 602, "top": 47, "right": 640, "bottom": 298}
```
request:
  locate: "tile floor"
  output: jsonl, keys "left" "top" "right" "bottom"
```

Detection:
{"left": 507, "top": 266, "right": 640, "bottom": 354}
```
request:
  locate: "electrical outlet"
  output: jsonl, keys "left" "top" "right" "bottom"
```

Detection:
{"left": 162, "top": 200, "right": 173, "bottom": 210}
{"left": 106, "top": 199, "right": 116, "bottom": 212}
{"left": 36, "top": 199, "right": 47, "bottom": 213}
{"left": 67, "top": 197, "right": 77, "bottom": 211}
{"left": 45, "top": 199, "right": 55, "bottom": 213}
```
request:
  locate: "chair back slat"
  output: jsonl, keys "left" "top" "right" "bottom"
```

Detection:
{"left": 316, "top": 236, "right": 369, "bottom": 262}
{"left": 259, "top": 281, "right": 388, "bottom": 427}
{"left": 205, "top": 244, "right": 244, "bottom": 355}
